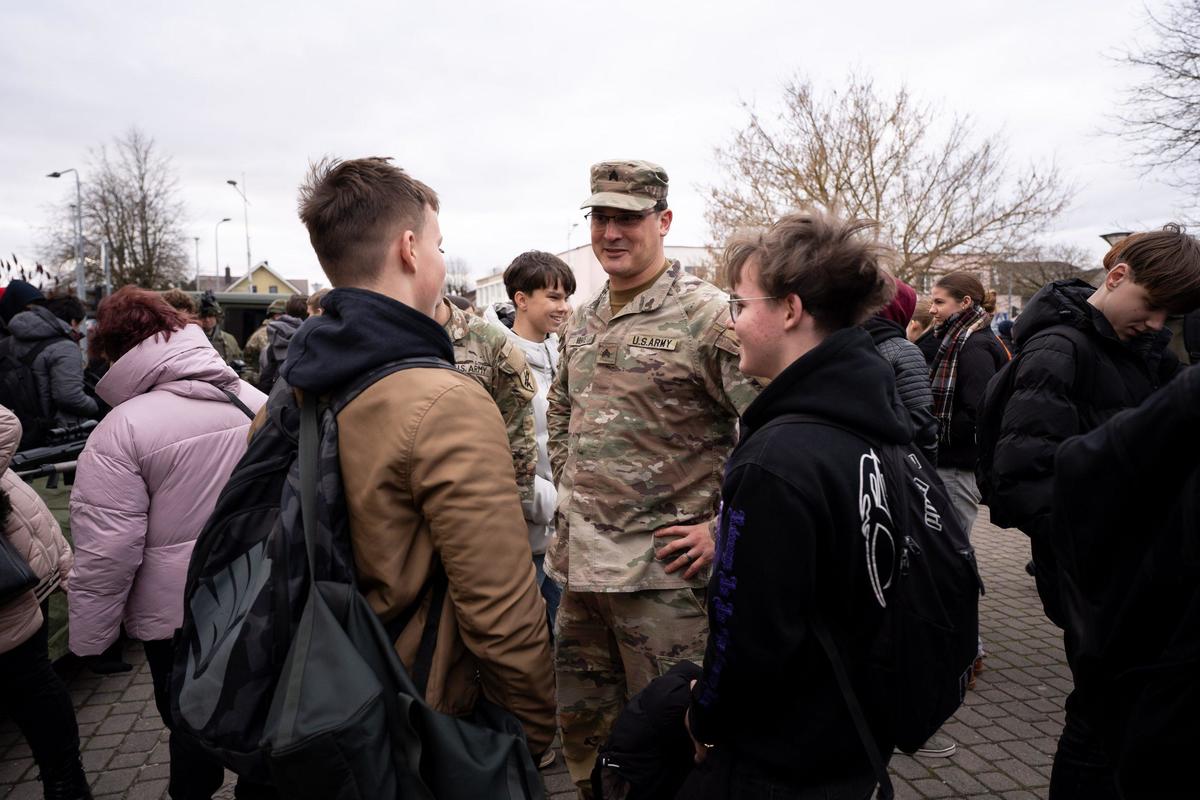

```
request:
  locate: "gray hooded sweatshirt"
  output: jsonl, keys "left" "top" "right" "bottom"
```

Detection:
{"left": 8, "top": 305, "right": 98, "bottom": 424}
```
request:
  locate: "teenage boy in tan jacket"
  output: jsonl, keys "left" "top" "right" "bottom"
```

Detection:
{"left": 262, "top": 157, "right": 555, "bottom": 760}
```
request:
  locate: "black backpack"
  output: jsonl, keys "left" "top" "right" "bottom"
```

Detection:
{"left": 975, "top": 325, "right": 1093, "bottom": 527}
{"left": 0, "top": 336, "right": 62, "bottom": 449}
{"left": 761, "top": 415, "right": 982, "bottom": 800}
{"left": 170, "top": 358, "right": 545, "bottom": 800}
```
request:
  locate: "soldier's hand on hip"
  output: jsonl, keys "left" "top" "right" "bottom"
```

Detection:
{"left": 654, "top": 521, "right": 716, "bottom": 579}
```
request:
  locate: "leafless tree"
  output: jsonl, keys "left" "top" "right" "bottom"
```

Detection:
{"left": 1117, "top": 0, "right": 1200, "bottom": 190}
{"left": 706, "top": 73, "right": 1075, "bottom": 286}
{"left": 991, "top": 243, "right": 1093, "bottom": 301}
{"left": 443, "top": 256, "right": 473, "bottom": 296}
{"left": 41, "top": 128, "right": 189, "bottom": 291}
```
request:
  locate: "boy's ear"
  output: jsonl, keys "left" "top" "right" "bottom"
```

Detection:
{"left": 513, "top": 290, "right": 528, "bottom": 310}
{"left": 1107, "top": 262, "right": 1130, "bottom": 288}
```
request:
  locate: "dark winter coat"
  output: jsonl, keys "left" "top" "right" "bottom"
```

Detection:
{"left": 864, "top": 315, "right": 938, "bottom": 464}
{"left": 1052, "top": 364, "right": 1200, "bottom": 799}
{"left": 928, "top": 322, "right": 1009, "bottom": 470}
{"left": 991, "top": 279, "right": 1179, "bottom": 624}
{"left": 7, "top": 305, "right": 98, "bottom": 425}
{"left": 688, "top": 327, "right": 912, "bottom": 787}
{"left": 257, "top": 314, "right": 302, "bottom": 392}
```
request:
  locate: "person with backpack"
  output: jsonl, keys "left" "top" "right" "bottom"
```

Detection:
{"left": 67, "top": 287, "right": 267, "bottom": 800}
{"left": 256, "top": 293, "right": 307, "bottom": 392}
{"left": 0, "top": 281, "right": 98, "bottom": 441}
{"left": 678, "top": 208, "right": 964, "bottom": 799}
{"left": 981, "top": 225, "right": 1200, "bottom": 799}
{"left": 282, "top": 157, "right": 555, "bottom": 764}
{"left": 1051, "top": 363, "right": 1200, "bottom": 799}
{"left": 0, "top": 407, "right": 91, "bottom": 800}
{"left": 926, "top": 272, "right": 1009, "bottom": 536}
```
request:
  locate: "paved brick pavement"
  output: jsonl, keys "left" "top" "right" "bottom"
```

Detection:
{"left": 1, "top": 509, "right": 1063, "bottom": 799}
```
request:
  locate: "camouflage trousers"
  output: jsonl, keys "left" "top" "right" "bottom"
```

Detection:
{"left": 555, "top": 586, "right": 708, "bottom": 798}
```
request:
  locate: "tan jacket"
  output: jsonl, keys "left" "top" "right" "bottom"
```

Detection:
{"left": 253, "top": 367, "right": 556, "bottom": 755}
{"left": 0, "top": 407, "right": 73, "bottom": 654}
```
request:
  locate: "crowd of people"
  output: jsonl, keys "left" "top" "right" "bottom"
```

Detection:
{"left": 0, "top": 155, "right": 1195, "bottom": 800}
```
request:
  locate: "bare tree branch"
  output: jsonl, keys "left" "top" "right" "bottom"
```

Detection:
{"left": 705, "top": 73, "right": 1075, "bottom": 286}
{"left": 39, "top": 127, "right": 189, "bottom": 292}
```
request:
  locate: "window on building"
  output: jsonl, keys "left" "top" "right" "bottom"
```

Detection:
{"left": 268, "top": 286, "right": 278, "bottom": 294}
{"left": 251, "top": 285, "right": 258, "bottom": 293}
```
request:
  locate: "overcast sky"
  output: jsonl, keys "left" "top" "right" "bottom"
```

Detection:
{"left": 1, "top": 0, "right": 1193, "bottom": 289}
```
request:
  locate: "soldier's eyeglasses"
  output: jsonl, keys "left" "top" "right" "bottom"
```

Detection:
{"left": 585, "top": 210, "right": 656, "bottom": 229}
{"left": 728, "top": 296, "right": 778, "bottom": 322}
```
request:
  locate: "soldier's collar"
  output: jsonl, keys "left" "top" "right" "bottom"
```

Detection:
{"left": 593, "top": 260, "right": 682, "bottom": 320}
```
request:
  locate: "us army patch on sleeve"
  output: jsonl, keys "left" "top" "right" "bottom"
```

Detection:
{"left": 628, "top": 335, "right": 679, "bottom": 351}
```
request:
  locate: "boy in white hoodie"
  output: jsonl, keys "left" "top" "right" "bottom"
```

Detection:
{"left": 484, "top": 251, "right": 576, "bottom": 629}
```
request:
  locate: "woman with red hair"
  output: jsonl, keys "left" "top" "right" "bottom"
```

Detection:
{"left": 67, "top": 287, "right": 268, "bottom": 799}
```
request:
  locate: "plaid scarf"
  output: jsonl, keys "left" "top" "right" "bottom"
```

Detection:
{"left": 929, "top": 305, "right": 992, "bottom": 443}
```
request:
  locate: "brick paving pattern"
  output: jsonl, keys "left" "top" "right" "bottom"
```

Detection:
{"left": 1, "top": 509, "right": 1063, "bottom": 799}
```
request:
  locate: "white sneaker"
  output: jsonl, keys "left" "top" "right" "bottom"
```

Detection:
{"left": 913, "top": 734, "right": 957, "bottom": 758}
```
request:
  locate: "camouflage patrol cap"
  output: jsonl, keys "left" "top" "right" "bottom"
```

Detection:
{"left": 267, "top": 298, "right": 287, "bottom": 315}
{"left": 581, "top": 160, "right": 669, "bottom": 211}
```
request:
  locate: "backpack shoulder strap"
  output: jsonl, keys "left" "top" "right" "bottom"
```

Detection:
{"left": 810, "top": 615, "right": 893, "bottom": 800}
{"left": 19, "top": 337, "right": 60, "bottom": 366}
{"left": 331, "top": 356, "right": 457, "bottom": 415}
{"left": 219, "top": 388, "right": 257, "bottom": 420}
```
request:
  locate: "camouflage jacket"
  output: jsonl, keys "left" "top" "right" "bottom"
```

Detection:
{"left": 546, "top": 261, "right": 760, "bottom": 592}
{"left": 441, "top": 299, "right": 538, "bottom": 506}
{"left": 208, "top": 326, "right": 242, "bottom": 367}
{"left": 242, "top": 323, "right": 269, "bottom": 385}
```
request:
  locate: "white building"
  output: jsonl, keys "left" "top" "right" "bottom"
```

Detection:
{"left": 474, "top": 270, "right": 507, "bottom": 309}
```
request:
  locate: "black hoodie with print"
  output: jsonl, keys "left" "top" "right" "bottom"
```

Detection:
{"left": 687, "top": 327, "right": 913, "bottom": 787}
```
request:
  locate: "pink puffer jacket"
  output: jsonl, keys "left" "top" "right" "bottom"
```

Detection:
{"left": 68, "top": 324, "right": 266, "bottom": 655}
{"left": 0, "top": 407, "right": 73, "bottom": 654}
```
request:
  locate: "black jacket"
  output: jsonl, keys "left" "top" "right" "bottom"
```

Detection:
{"left": 864, "top": 316, "right": 939, "bottom": 464}
{"left": 992, "top": 280, "right": 1178, "bottom": 544}
{"left": 687, "top": 327, "right": 912, "bottom": 786}
{"left": 1052, "top": 364, "right": 1200, "bottom": 799}
{"left": 929, "top": 321, "right": 1010, "bottom": 469}
{"left": 992, "top": 279, "right": 1178, "bottom": 626}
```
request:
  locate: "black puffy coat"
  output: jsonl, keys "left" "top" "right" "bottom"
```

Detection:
{"left": 991, "top": 279, "right": 1178, "bottom": 622}
{"left": 928, "top": 321, "right": 1009, "bottom": 470}
{"left": 1052, "top": 364, "right": 1200, "bottom": 799}
{"left": 864, "top": 316, "right": 938, "bottom": 464}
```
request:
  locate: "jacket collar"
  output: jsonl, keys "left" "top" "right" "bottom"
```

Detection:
{"left": 588, "top": 260, "right": 682, "bottom": 326}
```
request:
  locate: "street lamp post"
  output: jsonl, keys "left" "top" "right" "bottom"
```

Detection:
{"left": 47, "top": 169, "right": 85, "bottom": 301}
{"left": 226, "top": 176, "right": 252, "bottom": 277}
{"left": 1101, "top": 231, "right": 1133, "bottom": 248}
{"left": 193, "top": 237, "right": 201, "bottom": 290}
{"left": 213, "top": 217, "right": 232, "bottom": 288}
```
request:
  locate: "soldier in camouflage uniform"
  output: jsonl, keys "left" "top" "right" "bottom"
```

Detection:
{"left": 433, "top": 296, "right": 539, "bottom": 508}
{"left": 242, "top": 297, "right": 286, "bottom": 387}
{"left": 198, "top": 293, "right": 242, "bottom": 368}
{"left": 547, "top": 160, "right": 760, "bottom": 795}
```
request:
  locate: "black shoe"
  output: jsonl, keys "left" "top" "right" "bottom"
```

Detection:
{"left": 1025, "top": 559, "right": 1036, "bottom": 577}
{"left": 42, "top": 759, "right": 93, "bottom": 800}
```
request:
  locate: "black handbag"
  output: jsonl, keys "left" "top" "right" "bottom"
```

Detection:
{"left": 0, "top": 532, "right": 38, "bottom": 606}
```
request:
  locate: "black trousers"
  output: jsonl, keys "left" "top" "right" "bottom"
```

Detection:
{"left": 676, "top": 749, "right": 877, "bottom": 800}
{"left": 0, "top": 602, "right": 82, "bottom": 783}
{"left": 142, "top": 639, "right": 277, "bottom": 800}
{"left": 1049, "top": 691, "right": 1120, "bottom": 800}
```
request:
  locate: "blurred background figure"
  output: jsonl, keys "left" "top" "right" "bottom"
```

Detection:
{"left": 0, "top": 406, "right": 90, "bottom": 800}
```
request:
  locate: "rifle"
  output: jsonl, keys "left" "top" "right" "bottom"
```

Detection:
{"left": 12, "top": 420, "right": 97, "bottom": 488}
